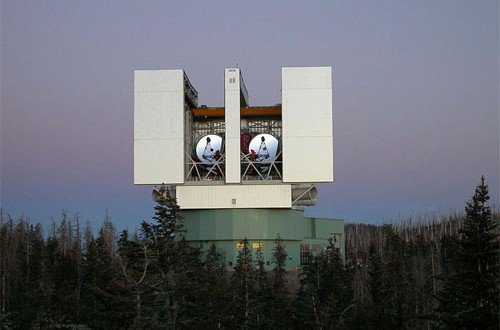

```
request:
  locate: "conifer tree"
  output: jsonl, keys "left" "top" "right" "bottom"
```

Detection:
{"left": 82, "top": 226, "right": 130, "bottom": 329}
{"left": 201, "top": 243, "right": 230, "bottom": 328}
{"left": 137, "top": 185, "right": 204, "bottom": 328}
{"left": 295, "top": 253, "right": 322, "bottom": 328}
{"left": 253, "top": 245, "right": 269, "bottom": 327}
{"left": 367, "top": 242, "right": 383, "bottom": 306}
{"left": 269, "top": 236, "right": 292, "bottom": 328}
{"left": 351, "top": 241, "right": 384, "bottom": 328}
{"left": 380, "top": 225, "right": 411, "bottom": 328}
{"left": 231, "top": 238, "right": 255, "bottom": 328}
{"left": 295, "top": 237, "right": 353, "bottom": 328}
{"left": 435, "top": 176, "right": 499, "bottom": 329}
{"left": 6, "top": 220, "right": 46, "bottom": 327}
{"left": 41, "top": 212, "right": 81, "bottom": 326}
{"left": 318, "top": 237, "right": 353, "bottom": 328}
{"left": 271, "top": 235, "right": 288, "bottom": 296}
{"left": 26, "top": 223, "right": 45, "bottom": 326}
{"left": 409, "top": 236, "right": 434, "bottom": 327}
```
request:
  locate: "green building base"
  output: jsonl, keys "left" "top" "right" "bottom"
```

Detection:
{"left": 181, "top": 208, "right": 344, "bottom": 270}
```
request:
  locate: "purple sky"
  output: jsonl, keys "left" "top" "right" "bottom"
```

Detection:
{"left": 1, "top": 1, "right": 498, "bottom": 230}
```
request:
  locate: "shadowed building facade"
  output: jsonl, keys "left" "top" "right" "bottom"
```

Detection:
{"left": 182, "top": 209, "right": 343, "bottom": 269}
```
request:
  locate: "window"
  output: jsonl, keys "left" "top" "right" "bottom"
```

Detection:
{"left": 300, "top": 244, "right": 324, "bottom": 266}
{"left": 300, "top": 244, "right": 311, "bottom": 266}
{"left": 229, "top": 78, "right": 236, "bottom": 83}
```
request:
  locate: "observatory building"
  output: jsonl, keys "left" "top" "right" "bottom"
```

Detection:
{"left": 134, "top": 67, "right": 343, "bottom": 269}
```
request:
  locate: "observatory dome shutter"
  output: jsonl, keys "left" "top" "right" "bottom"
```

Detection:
{"left": 281, "top": 67, "right": 334, "bottom": 183}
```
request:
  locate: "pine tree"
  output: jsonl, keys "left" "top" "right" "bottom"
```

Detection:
{"left": 269, "top": 236, "right": 292, "bottom": 328}
{"left": 41, "top": 212, "right": 81, "bottom": 326}
{"left": 114, "top": 230, "right": 143, "bottom": 325}
{"left": 295, "top": 237, "right": 353, "bottom": 328}
{"left": 379, "top": 225, "right": 411, "bottom": 328}
{"left": 271, "top": 235, "right": 288, "bottom": 296}
{"left": 25, "top": 223, "right": 45, "bottom": 327}
{"left": 348, "top": 241, "right": 385, "bottom": 329}
{"left": 253, "top": 245, "right": 269, "bottom": 327}
{"left": 409, "top": 235, "right": 435, "bottom": 328}
{"left": 82, "top": 225, "right": 130, "bottom": 329}
{"left": 318, "top": 237, "right": 353, "bottom": 329}
{"left": 231, "top": 238, "right": 255, "bottom": 328}
{"left": 5, "top": 220, "right": 46, "bottom": 327}
{"left": 436, "top": 176, "right": 499, "bottom": 329}
{"left": 149, "top": 185, "right": 186, "bottom": 250}
{"left": 367, "top": 242, "right": 383, "bottom": 306}
{"left": 201, "top": 243, "right": 230, "bottom": 328}
{"left": 295, "top": 253, "right": 322, "bottom": 328}
{"left": 134, "top": 185, "right": 204, "bottom": 328}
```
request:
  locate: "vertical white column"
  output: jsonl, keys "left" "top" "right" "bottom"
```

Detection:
{"left": 225, "top": 68, "right": 241, "bottom": 183}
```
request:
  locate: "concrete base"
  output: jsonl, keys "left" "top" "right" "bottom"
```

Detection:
{"left": 181, "top": 208, "right": 344, "bottom": 270}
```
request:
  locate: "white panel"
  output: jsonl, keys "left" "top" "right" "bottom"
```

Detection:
{"left": 225, "top": 91, "right": 240, "bottom": 139}
{"left": 282, "top": 89, "right": 332, "bottom": 137}
{"left": 282, "top": 67, "right": 333, "bottom": 183}
{"left": 282, "top": 67, "right": 332, "bottom": 90}
{"left": 134, "top": 70, "right": 183, "bottom": 92}
{"left": 225, "top": 69, "right": 241, "bottom": 183}
{"left": 177, "top": 185, "right": 292, "bottom": 209}
{"left": 282, "top": 137, "right": 333, "bottom": 182}
{"left": 225, "top": 138, "right": 240, "bottom": 181}
{"left": 134, "top": 70, "right": 185, "bottom": 184}
{"left": 134, "top": 140, "right": 184, "bottom": 184}
{"left": 225, "top": 69, "right": 240, "bottom": 91}
{"left": 134, "top": 91, "right": 183, "bottom": 140}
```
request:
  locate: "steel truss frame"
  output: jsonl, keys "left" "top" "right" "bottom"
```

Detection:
{"left": 291, "top": 184, "right": 315, "bottom": 204}
{"left": 245, "top": 117, "right": 282, "bottom": 138}
{"left": 185, "top": 153, "right": 225, "bottom": 182}
{"left": 192, "top": 120, "right": 225, "bottom": 146}
{"left": 240, "top": 150, "right": 282, "bottom": 181}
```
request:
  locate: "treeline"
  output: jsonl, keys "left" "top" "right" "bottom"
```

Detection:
{"left": 0, "top": 179, "right": 498, "bottom": 329}
{"left": 344, "top": 212, "right": 468, "bottom": 327}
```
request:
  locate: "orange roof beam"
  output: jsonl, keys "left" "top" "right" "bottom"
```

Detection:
{"left": 193, "top": 106, "right": 281, "bottom": 118}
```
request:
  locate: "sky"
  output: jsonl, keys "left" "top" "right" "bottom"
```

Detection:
{"left": 1, "top": 1, "right": 498, "bottom": 230}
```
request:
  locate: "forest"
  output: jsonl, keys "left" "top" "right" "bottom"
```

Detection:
{"left": 0, "top": 177, "right": 498, "bottom": 329}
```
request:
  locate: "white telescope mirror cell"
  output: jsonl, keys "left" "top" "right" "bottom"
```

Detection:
{"left": 248, "top": 134, "right": 279, "bottom": 164}
{"left": 196, "top": 134, "right": 223, "bottom": 164}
